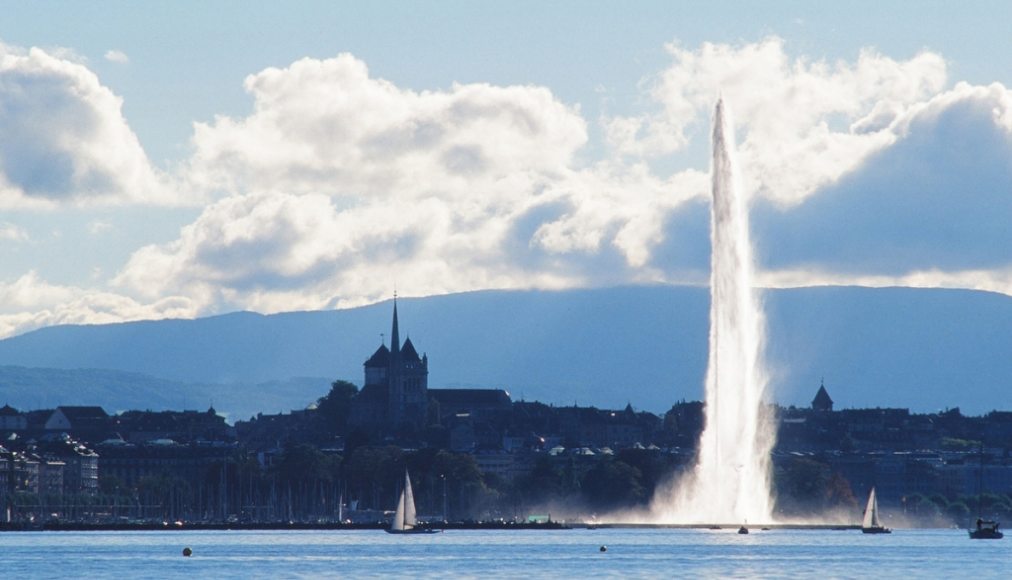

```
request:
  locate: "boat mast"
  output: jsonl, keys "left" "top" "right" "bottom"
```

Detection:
{"left": 977, "top": 442, "right": 984, "bottom": 520}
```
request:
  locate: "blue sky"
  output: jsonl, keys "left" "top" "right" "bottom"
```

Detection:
{"left": 2, "top": 1, "right": 1012, "bottom": 337}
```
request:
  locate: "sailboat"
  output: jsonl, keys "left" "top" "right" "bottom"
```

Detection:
{"left": 386, "top": 470, "right": 440, "bottom": 534}
{"left": 969, "top": 445, "right": 1003, "bottom": 539}
{"left": 861, "top": 487, "right": 891, "bottom": 534}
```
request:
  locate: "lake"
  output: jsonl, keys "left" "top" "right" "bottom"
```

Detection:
{"left": 1, "top": 528, "right": 1007, "bottom": 578}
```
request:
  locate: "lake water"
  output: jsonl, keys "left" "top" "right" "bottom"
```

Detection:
{"left": 1, "top": 528, "right": 1007, "bottom": 579}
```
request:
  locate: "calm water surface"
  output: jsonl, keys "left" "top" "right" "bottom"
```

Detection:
{"left": 1, "top": 528, "right": 1008, "bottom": 579}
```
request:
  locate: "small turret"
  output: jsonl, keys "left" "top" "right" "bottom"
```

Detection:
{"left": 812, "top": 379, "right": 834, "bottom": 412}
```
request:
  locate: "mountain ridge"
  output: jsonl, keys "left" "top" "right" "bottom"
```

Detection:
{"left": 0, "top": 285, "right": 1010, "bottom": 418}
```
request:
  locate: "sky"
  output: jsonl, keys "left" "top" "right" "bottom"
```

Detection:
{"left": 2, "top": 1, "right": 1012, "bottom": 339}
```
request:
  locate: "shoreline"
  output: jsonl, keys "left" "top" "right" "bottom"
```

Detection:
{"left": 0, "top": 521, "right": 571, "bottom": 532}
{"left": 0, "top": 521, "right": 868, "bottom": 532}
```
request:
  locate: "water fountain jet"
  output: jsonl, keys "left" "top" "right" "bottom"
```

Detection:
{"left": 651, "top": 99, "right": 776, "bottom": 524}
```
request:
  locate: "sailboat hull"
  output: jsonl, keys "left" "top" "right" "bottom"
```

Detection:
{"left": 861, "top": 527, "right": 891, "bottom": 534}
{"left": 384, "top": 527, "right": 441, "bottom": 535}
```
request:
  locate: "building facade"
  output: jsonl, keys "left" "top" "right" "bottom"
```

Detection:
{"left": 353, "top": 300, "right": 429, "bottom": 432}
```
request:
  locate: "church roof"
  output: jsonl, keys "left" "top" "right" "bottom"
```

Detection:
{"left": 429, "top": 389, "right": 512, "bottom": 407}
{"left": 364, "top": 344, "right": 390, "bottom": 367}
{"left": 56, "top": 406, "right": 109, "bottom": 420}
{"left": 401, "top": 337, "right": 422, "bottom": 362}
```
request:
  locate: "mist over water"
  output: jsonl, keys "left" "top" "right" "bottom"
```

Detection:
{"left": 649, "top": 100, "right": 776, "bottom": 524}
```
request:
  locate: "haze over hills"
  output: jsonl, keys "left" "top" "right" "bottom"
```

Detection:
{"left": 0, "top": 285, "right": 1010, "bottom": 420}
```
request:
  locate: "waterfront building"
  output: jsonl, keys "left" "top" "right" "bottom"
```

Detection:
{"left": 97, "top": 439, "right": 236, "bottom": 487}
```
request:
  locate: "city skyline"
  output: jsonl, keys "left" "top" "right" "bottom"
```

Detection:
{"left": 3, "top": 2, "right": 1012, "bottom": 340}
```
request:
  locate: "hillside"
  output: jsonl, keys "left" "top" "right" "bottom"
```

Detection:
{"left": 0, "top": 285, "right": 1010, "bottom": 418}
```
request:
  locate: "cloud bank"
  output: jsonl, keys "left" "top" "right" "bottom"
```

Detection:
{"left": 4, "top": 39, "right": 1012, "bottom": 337}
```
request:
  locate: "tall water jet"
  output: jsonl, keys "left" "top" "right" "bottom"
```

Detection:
{"left": 653, "top": 99, "right": 776, "bottom": 523}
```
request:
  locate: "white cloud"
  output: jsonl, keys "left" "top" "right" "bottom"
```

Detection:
{"left": 114, "top": 190, "right": 585, "bottom": 314}
{"left": 0, "top": 270, "right": 198, "bottom": 338}
{"left": 606, "top": 37, "right": 948, "bottom": 206}
{"left": 8, "top": 42, "right": 1012, "bottom": 337}
{"left": 0, "top": 222, "right": 29, "bottom": 242}
{"left": 87, "top": 220, "right": 113, "bottom": 235}
{"left": 185, "top": 54, "right": 588, "bottom": 201}
{"left": 760, "top": 266, "right": 1012, "bottom": 299}
{"left": 110, "top": 46, "right": 1012, "bottom": 321}
{"left": 751, "top": 82, "right": 1012, "bottom": 277}
{"left": 113, "top": 53, "right": 732, "bottom": 314}
{"left": 0, "top": 271, "right": 76, "bottom": 311}
{"left": 104, "top": 49, "right": 129, "bottom": 64}
{"left": 0, "top": 43, "right": 172, "bottom": 207}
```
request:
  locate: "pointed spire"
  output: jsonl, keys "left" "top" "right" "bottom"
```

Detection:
{"left": 390, "top": 292, "right": 400, "bottom": 355}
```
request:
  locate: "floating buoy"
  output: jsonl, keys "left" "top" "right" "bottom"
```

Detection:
{"left": 738, "top": 526, "right": 749, "bottom": 535}
{"left": 182, "top": 547, "right": 193, "bottom": 557}
{"left": 599, "top": 545, "right": 607, "bottom": 552}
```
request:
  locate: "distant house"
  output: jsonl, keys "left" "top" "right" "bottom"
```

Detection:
{"left": 0, "top": 403, "right": 27, "bottom": 431}
{"left": 112, "top": 407, "right": 233, "bottom": 444}
{"left": 45, "top": 406, "right": 111, "bottom": 442}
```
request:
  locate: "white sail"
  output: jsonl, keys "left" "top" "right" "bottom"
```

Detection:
{"left": 403, "top": 471, "right": 417, "bottom": 528}
{"left": 863, "top": 487, "right": 878, "bottom": 528}
{"left": 392, "top": 486, "right": 406, "bottom": 531}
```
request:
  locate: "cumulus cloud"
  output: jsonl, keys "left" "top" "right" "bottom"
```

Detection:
{"left": 87, "top": 220, "right": 112, "bottom": 235}
{"left": 104, "top": 49, "right": 129, "bottom": 64}
{"left": 114, "top": 190, "right": 589, "bottom": 314}
{"left": 753, "top": 82, "right": 1012, "bottom": 277}
{"left": 0, "top": 270, "right": 197, "bottom": 338}
{"left": 607, "top": 37, "right": 947, "bottom": 206}
{"left": 111, "top": 45, "right": 1012, "bottom": 319}
{"left": 185, "top": 54, "right": 588, "bottom": 201}
{"left": 9, "top": 41, "right": 1012, "bottom": 336}
{"left": 0, "top": 222, "right": 29, "bottom": 242}
{"left": 121, "top": 54, "right": 688, "bottom": 313}
{"left": 0, "top": 43, "right": 170, "bottom": 207}
{"left": 760, "top": 266, "right": 1012, "bottom": 298}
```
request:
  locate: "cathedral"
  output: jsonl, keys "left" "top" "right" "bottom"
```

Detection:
{"left": 351, "top": 299, "right": 429, "bottom": 432}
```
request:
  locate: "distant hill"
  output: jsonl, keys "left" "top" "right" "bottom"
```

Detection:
{"left": 0, "top": 366, "right": 332, "bottom": 422}
{"left": 0, "top": 285, "right": 1010, "bottom": 418}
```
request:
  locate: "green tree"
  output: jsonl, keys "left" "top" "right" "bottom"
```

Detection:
{"left": 616, "top": 449, "right": 675, "bottom": 497}
{"left": 316, "top": 380, "right": 359, "bottom": 435}
{"left": 272, "top": 443, "right": 341, "bottom": 485}
{"left": 343, "top": 445, "right": 403, "bottom": 510}
{"left": 512, "top": 456, "right": 564, "bottom": 508}
{"left": 824, "top": 472, "right": 858, "bottom": 510}
{"left": 581, "top": 458, "right": 645, "bottom": 511}
{"left": 775, "top": 457, "right": 830, "bottom": 513}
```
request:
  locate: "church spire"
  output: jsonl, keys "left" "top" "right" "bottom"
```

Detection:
{"left": 390, "top": 293, "right": 400, "bottom": 355}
